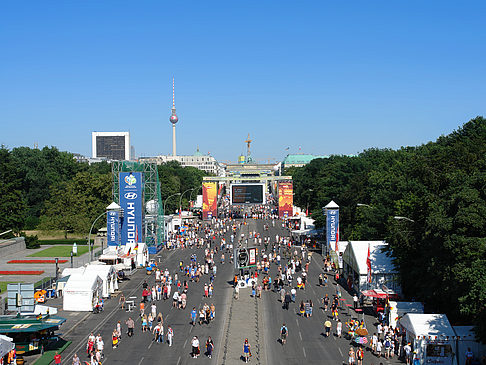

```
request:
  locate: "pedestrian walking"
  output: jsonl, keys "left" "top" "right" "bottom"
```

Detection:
{"left": 191, "top": 336, "right": 200, "bottom": 358}
{"left": 206, "top": 336, "right": 214, "bottom": 359}
{"left": 348, "top": 347, "right": 356, "bottom": 365}
{"left": 54, "top": 351, "right": 61, "bottom": 365}
{"left": 243, "top": 339, "right": 251, "bottom": 363}
{"left": 337, "top": 319, "right": 342, "bottom": 337}
{"left": 325, "top": 320, "right": 332, "bottom": 337}
{"left": 72, "top": 354, "right": 81, "bottom": 365}
{"left": 126, "top": 317, "right": 135, "bottom": 337}
{"left": 112, "top": 329, "right": 119, "bottom": 349}
{"left": 167, "top": 326, "right": 174, "bottom": 346}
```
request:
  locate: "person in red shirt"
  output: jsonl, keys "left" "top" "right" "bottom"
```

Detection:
{"left": 54, "top": 351, "right": 61, "bottom": 364}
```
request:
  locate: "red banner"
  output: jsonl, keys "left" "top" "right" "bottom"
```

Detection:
{"left": 278, "top": 181, "right": 293, "bottom": 218}
{"left": 202, "top": 182, "right": 218, "bottom": 220}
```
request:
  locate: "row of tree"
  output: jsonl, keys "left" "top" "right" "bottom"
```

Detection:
{"left": 290, "top": 116, "right": 486, "bottom": 342}
{"left": 0, "top": 147, "right": 207, "bottom": 237}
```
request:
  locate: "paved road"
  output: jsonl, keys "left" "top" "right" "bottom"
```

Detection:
{"left": 59, "top": 217, "right": 405, "bottom": 365}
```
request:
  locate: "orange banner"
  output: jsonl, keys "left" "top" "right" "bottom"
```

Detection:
{"left": 278, "top": 181, "right": 293, "bottom": 218}
{"left": 202, "top": 182, "right": 218, "bottom": 220}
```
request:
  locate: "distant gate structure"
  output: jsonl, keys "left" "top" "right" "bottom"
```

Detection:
{"left": 112, "top": 161, "right": 164, "bottom": 253}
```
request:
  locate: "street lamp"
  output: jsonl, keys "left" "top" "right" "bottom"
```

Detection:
{"left": 357, "top": 203, "right": 372, "bottom": 208}
{"left": 179, "top": 188, "right": 195, "bottom": 213}
{"left": 163, "top": 193, "right": 181, "bottom": 216}
{"left": 190, "top": 186, "right": 202, "bottom": 202}
{"left": 88, "top": 202, "right": 122, "bottom": 262}
{"left": 393, "top": 216, "right": 415, "bottom": 223}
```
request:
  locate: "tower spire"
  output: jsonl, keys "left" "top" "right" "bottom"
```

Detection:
{"left": 169, "top": 77, "right": 179, "bottom": 156}
{"left": 172, "top": 77, "right": 175, "bottom": 109}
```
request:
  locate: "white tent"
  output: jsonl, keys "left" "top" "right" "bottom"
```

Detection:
{"left": 453, "top": 326, "right": 486, "bottom": 365}
{"left": 399, "top": 313, "right": 456, "bottom": 365}
{"left": 0, "top": 335, "right": 14, "bottom": 358}
{"left": 63, "top": 273, "right": 102, "bottom": 311}
{"left": 388, "top": 301, "right": 424, "bottom": 328}
{"left": 61, "top": 267, "right": 85, "bottom": 278}
{"left": 84, "top": 264, "right": 118, "bottom": 297}
{"left": 342, "top": 241, "right": 401, "bottom": 294}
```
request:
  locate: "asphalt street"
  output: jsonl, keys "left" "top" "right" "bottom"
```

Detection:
{"left": 60, "top": 217, "right": 405, "bottom": 365}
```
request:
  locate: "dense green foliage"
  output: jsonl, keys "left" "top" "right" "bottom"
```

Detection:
{"left": 291, "top": 117, "right": 486, "bottom": 342}
{"left": 158, "top": 161, "right": 207, "bottom": 214}
{"left": 0, "top": 146, "right": 207, "bottom": 236}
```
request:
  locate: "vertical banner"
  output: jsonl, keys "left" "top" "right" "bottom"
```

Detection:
{"left": 202, "top": 182, "right": 217, "bottom": 220}
{"left": 120, "top": 172, "right": 143, "bottom": 246}
{"left": 278, "top": 181, "right": 293, "bottom": 218}
{"left": 326, "top": 208, "right": 339, "bottom": 252}
{"left": 106, "top": 210, "right": 120, "bottom": 246}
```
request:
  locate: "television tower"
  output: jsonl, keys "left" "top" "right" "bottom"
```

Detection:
{"left": 169, "top": 77, "right": 179, "bottom": 156}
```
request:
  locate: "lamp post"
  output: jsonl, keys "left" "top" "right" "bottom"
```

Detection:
{"left": 163, "top": 193, "right": 181, "bottom": 216}
{"left": 190, "top": 186, "right": 201, "bottom": 203}
{"left": 88, "top": 202, "right": 122, "bottom": 262}
{"left": 179, "top": 188, "right": 194, "bottom": 213}
{"left": 393, "top": 216, "right": 415, "bottom": 223}
{"left": 357, "top": 203, "right": 372, "bottom": 208}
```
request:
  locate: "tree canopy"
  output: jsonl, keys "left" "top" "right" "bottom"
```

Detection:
{"left": 291, "top": 116, "right": 486, "bottom": 342}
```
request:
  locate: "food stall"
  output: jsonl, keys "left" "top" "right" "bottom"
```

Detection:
{"left": 0, "top": 314, "right": 65, "bottom": 356}
{"left": 361, "top": 288, "right": 400, "bottom": 314}
{"left": 399, "top": 313, "right": 456, "bottom": 365}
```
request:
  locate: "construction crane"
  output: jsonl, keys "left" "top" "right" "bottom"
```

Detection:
{"left": 244, "top": 133, "right": 252, "bottom": 157}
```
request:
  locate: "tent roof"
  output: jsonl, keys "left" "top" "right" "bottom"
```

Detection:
{"left": 84, "top": 264, "right": 115, "bottom": 276}
{"left": 399, "top": 314, "right": 455, "bottom": 337}
{"left": 389, "top": 301, "right": 424, "bottom": 314}
{"left": 346, "top": 241, "right": 396, "bottom": 275}
{"left": 106, "top": 202, "right": 121, "bottom": 210}
{"left": 61, "top": 267, "right": 85, "bottom": 278}
{"left": 0, "top": 315, "right": 66, "bottom": 334}
{"left": 64, "top": 273, "right": 101, "bottom": 291}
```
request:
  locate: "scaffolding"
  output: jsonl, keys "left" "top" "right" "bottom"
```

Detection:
{"left": 112, "top": 161, "right": 164, "bottom": 252}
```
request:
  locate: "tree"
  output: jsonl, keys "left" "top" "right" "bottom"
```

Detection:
{"left": 0, "top": 147, "right": 25, "bottom": 233}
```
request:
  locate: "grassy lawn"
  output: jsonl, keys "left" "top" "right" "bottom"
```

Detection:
{"left": 28, "top": 245, "right": 90, "bottom": 257}
{"left": 0, "top": 281, "right": 22, "bottom": 294}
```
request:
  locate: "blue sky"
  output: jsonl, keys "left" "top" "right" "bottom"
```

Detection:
{"left": 1, "top": 1, "right": 485, "bottom": 163}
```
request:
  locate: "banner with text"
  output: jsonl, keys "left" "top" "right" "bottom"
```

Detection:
{"left": 326, "top": 208, "right": 339, "bottom": 252}
{"left": 106, "top": 210, "right": 120, "bottom": 246}
{"left": 202, "top": 182, "right": 218, "bottom": 220}
{"left": 119, "top": 172, "right": 143, "bottom": 246}
{"left": 278, "top": 182, "right": 293, "bottom": 218}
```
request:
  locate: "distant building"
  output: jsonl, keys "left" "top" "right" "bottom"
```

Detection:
{"left": 282, "top": 154, "right": 329, "bottom": 169}
{"left": 92, "top": 131, "right": 130, "bottom": 160}
{"left": 139, "top": 148, "right": 222, "bottom": 175}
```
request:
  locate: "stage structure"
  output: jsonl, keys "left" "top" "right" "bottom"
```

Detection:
{"left": 112, "top": 161, "right": 164, "bottom": 253}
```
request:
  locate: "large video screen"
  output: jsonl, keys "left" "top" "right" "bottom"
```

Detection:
{"left": 231, "top": 184, "right": 265, "bottom": 204}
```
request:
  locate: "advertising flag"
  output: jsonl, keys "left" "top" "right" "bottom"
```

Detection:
{"left": 119, "top": 172, "right": 143, "bottom": 246}
{"left": 326, "top": 208, "right": 339, "bottom": 252}
{"left": 278, "top": 182, "right": 293, "bottom": 218}
{"left": 367, "top": 243, "right": 372, "bottom": 283}
{"left": 106, "top": 210, "right": 120, "bottom": 246}
{"left": 202, "top": 182, "right": 218, "bottom": 220}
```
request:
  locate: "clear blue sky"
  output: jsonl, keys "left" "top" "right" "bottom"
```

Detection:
{"left": 1, "top": 1, "right": 485, "bottom": 163}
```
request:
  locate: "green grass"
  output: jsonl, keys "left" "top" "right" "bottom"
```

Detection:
{"left": 28, "top": 245, "right": 90, "bottom": 258}
{"left": 33, "top": 339, "right": 71, "bottom": 365}
{"left": 0, "top": 281, "right": 22, "bottom": 294}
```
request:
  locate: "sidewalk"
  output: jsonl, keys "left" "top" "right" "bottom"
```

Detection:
{"left": 218, "top": 286, "right": 266, "bottom": 365}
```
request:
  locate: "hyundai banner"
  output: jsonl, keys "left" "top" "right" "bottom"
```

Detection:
{"left": 106, "top": 210, "right": 120, "bottom": 246}
{"left": 326, "top": 208, "right": 339, "bottom": 252}
{"left": 119, "top": 172, "right": 143, "bottom": 246}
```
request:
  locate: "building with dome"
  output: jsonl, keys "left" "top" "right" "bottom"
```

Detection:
{"left": 139, "top": 147, "right": 223, "bottom": 175}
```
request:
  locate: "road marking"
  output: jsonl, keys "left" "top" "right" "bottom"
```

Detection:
{"left": 299, "top": 331, "right": 302, "bottom": 340}
{"left": 177, "top": 356, "right": 181, "bottom": 365}
{"left": 148, "top": 339, "right": 154, "bottom": 349}
{"left": 137, "top": 356, "right": 144, "bottom": 365}
{"left": 296, "top": 317, "right": 300, "bottom": 327}
{"left": 303, "top": 347, "right": 307, "bottom": 358}
{"left": 338, "top": 347, "right": 343, "bottom": 357}
{"left": 184, "top": 339, "right": 188, "bottom": 347}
